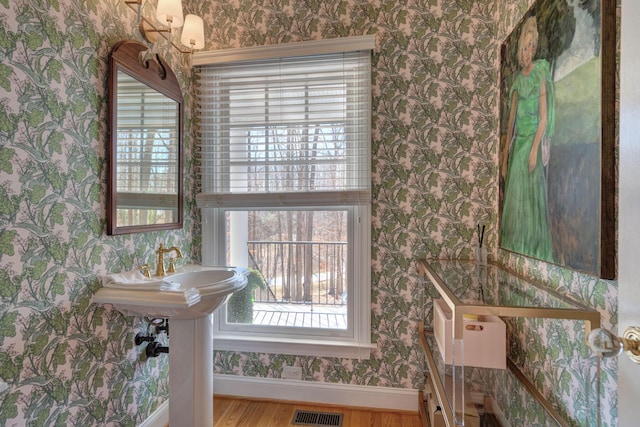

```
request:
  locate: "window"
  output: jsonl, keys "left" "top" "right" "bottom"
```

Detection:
{"left": 196, "top": 37, "right": 374, "bottom": 357}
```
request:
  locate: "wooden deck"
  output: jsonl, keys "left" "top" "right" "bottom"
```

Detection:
{"left": 253, "top": 302, "right": 347, "bottom": 329}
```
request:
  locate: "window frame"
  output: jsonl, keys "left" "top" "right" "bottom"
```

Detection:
{"left": 195, "top": 37, "right": 375, "bottom": 358}
{"left": 203, "top": 204, "right": 372, "bottom": 358}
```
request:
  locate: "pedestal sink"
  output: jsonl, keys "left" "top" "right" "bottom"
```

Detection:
{"left": 93, "top": 265, "right": 248, "bottom": 427}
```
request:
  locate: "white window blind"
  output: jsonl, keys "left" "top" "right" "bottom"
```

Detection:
{"left": 196, "top": 50, "right": 371, "bottom": 208}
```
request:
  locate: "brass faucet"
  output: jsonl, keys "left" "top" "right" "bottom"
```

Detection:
{"left": 139, "top": 263, "right": 151, "bottom": 278}
{"left": 155, "top": 244, "right": 183, "bottom": 277}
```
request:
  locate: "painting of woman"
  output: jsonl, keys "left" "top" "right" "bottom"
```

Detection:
{"left": 500, "top": 16, "right": 556, "bottom": 262}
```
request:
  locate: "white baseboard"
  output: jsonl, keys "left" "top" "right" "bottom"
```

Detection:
{"left": 139, "top": 399, "right": 169, "bottom": 427}
{"left": 140, "top": 375, "right": 419, "bottom": 426}
{"left": 213, "top": 374, "right": 419, "bottom": 412}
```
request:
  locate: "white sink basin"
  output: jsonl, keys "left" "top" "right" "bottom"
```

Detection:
{"left": 93, "top": 265, "right": 248, "bottom": 319}
{"left": 94, "top": 264, "right": 249, "bottom": 425}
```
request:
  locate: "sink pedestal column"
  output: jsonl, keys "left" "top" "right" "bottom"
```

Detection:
{"left": 168, "top": 315, "right": 214, "bottom": 426}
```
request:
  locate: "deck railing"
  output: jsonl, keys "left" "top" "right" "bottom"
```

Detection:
{"left": 248, "top": 241, "right": 347, "bottom": 306}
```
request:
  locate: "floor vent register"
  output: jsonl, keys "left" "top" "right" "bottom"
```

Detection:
{"left": 291, "top": 409, "right": 344, "bottom": 427}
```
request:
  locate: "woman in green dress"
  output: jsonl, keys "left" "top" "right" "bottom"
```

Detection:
{"left": 500, "top": 16, "right": 555, "bottom": 262}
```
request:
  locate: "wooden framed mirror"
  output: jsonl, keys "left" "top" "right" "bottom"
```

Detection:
{"left": 107, "top": 40, "right": 183, "bottom": 235}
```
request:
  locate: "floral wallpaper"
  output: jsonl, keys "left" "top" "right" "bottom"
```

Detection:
{"left": 0, "top": 0, "right": 619, "bottom": 427}
{"left": 205, "top": 0, "right": 498, "bottom": 387}
{"left": 203, "top": 1, "right": 618, "bottom": 426}
{"left": 0, "top": 0, "right": 196, "bottom": 425}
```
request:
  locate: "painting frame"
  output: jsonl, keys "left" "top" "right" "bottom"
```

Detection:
{"left": 498, "top": 0, "right": 616, "bottom": 279}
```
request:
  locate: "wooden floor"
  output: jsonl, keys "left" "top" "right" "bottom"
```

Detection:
{"left": 213, "top": 395, "right": 423, "bottom": 427}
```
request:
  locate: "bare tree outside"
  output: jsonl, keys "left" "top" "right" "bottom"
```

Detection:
{"left": 234, "top": 120, "right": 348, "bottom": 318}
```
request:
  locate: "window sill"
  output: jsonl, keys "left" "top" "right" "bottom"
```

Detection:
{"left": 212, "top": 333, "right": 376, "bottom": 359}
